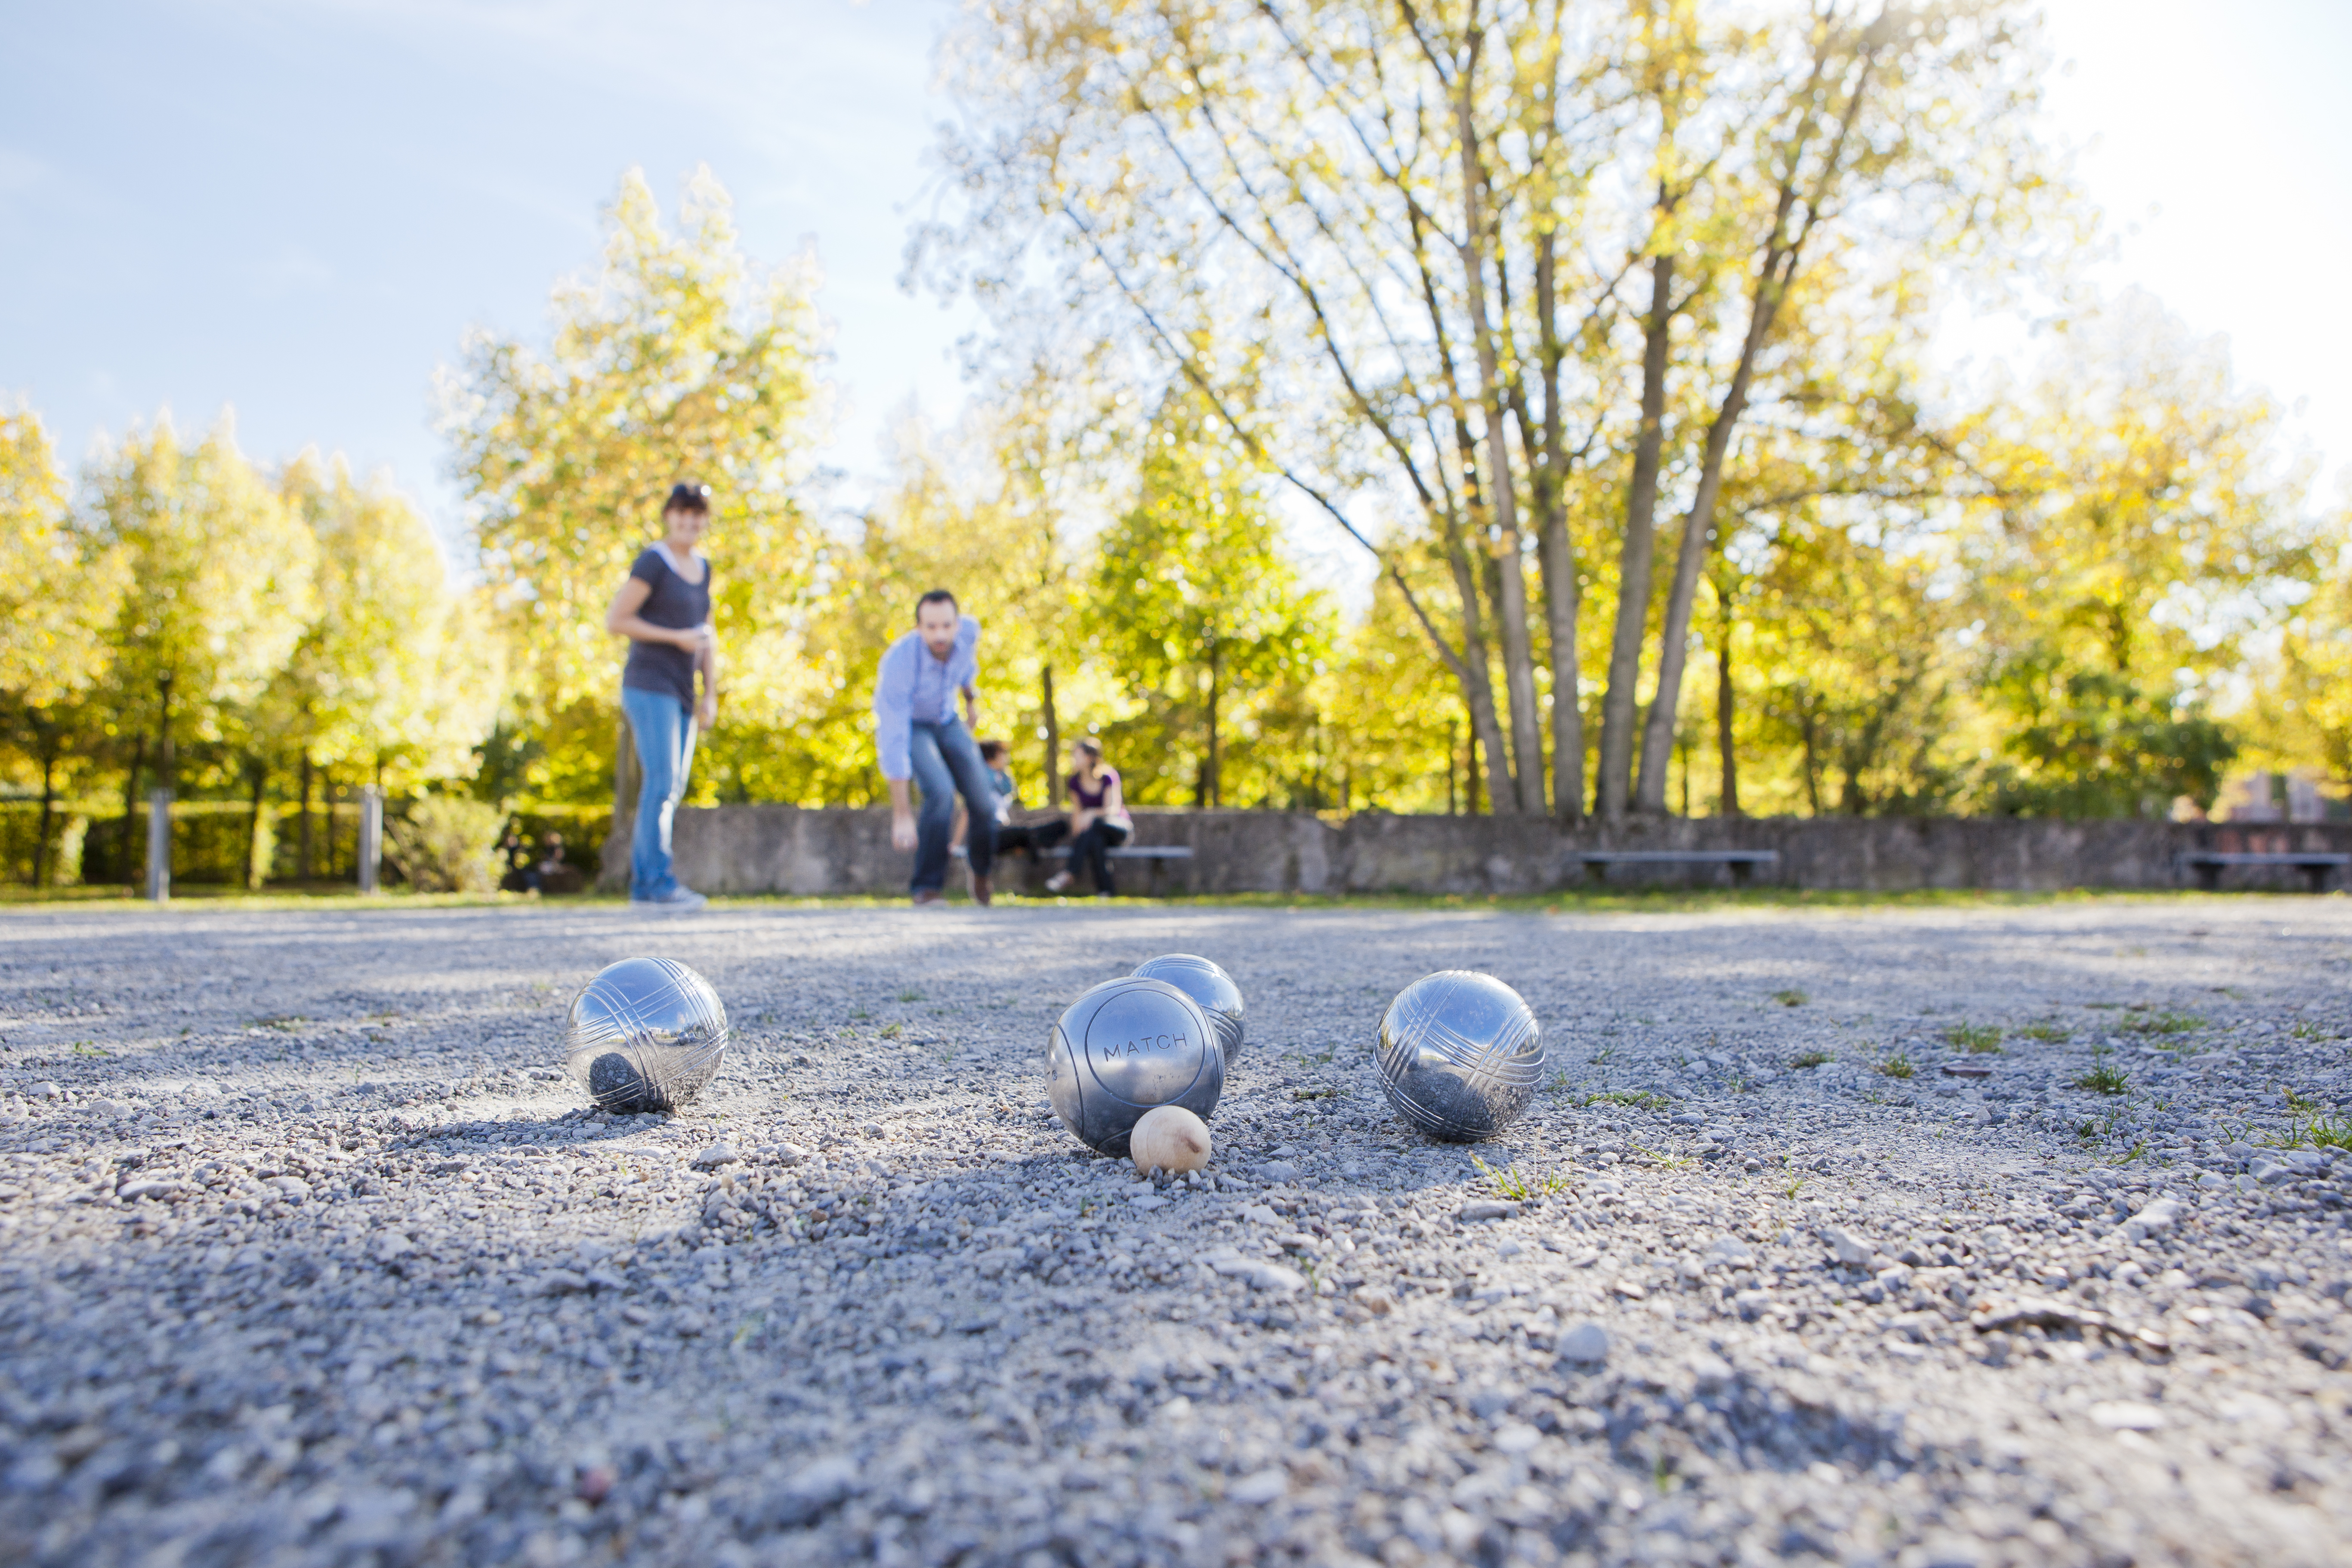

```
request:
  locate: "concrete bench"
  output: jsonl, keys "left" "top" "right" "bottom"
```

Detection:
{"left": 953, "top": 842, "right": 1193, "bottom": 894}
{"left": 1579, "top": 849, "right": 1780, "bottom": 886}
{"left": 2178, "top": 851, "right": 2351, "bottom": 893}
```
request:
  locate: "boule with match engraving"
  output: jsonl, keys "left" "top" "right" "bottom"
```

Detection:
{"left": 1130, "top": 953, "right": 1245, "bottom": 1062}
{"left": 562, "top": 957, "right": 729, "bottom": 1114}
{"left": 1046, "top": 976, "right": 1223, "bottom": 1157}
{"left": 1375, "top": 970, "right": 1543, "bottom": 1142}
{"left": 1129, "top": 1104, "right": 1212, "bottom": 1176}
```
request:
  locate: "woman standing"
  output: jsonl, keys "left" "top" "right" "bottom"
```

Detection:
{"left": 1046, "top": 738, "right": 1131, "bottom": 898}
{"left": 604, "top": 482, "right": 719, "bottom": 910}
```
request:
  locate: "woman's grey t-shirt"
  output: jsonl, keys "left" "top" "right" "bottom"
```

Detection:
{"left": 619, "top": 547, "right": 710, "bottom": 708}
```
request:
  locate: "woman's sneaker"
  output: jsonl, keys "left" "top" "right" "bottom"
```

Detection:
{"left": 633, "top": 887, "right": 708, "bottom": 911}
{"left": 1044, "top": 871, "right": 1073, "bottom": 893}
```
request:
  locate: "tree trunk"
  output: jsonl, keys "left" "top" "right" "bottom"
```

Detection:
{"left": 154, "top": 673, "right": 175, "bottom": 799}
{"left": 1716, "top": 605, "right": 1740, "bottom": 818}
{"left": 1468, "top": 722, "right": 1482, "bottom": 815}
{"left": 246, "top": 763, "right": 268, "bottom": 891}
{"left": 1596, "top": 251, "right": 1677, "bottom": 820}
{"left": 1439, "top": 522, "right": 1517, "bottom": 816}
{"left": 599, "top": 711, "right": 640, "bottom": 894}
{"left": 1799, "top": 706, "right": 1822, "bottom": 816}
{"left": 1447, "top": 720, "right": 1458, "bottom": 816}
{"left": 1531, "top": 230, "right": 1583, "bottom": 824}
{"left": 119, "top": 736, "right": 145, "bottom": 887}
{"left": 1041, "top": 663, "right": 1060, "bottom": 808}
{"left": 1633, "top": 302, "right": 1778, "bottom": 813}
{"left": 34, "top": 745, "right": 55, "bottom": 889}
{"left": 1454, "top": 63, "right": 1541, "bottom": 814}
{"left": 1536, "top": 522, "right": 1583, "bottom": 821}
{"left": 1202, "top": 639, "right": 1221, "bottom": 809}
{"left": 1634, "top": 37, "right": 1875, "bottom": 812}
{"left": 298, "top": 753, "right": 314, "bottom": 880}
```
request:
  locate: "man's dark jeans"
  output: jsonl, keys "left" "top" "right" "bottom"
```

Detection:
{"left": 908, "top": 717, "right": 996, "bottom": 894}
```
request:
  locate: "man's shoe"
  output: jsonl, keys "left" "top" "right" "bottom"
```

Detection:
{"left": 911, "top": 890, "right": 945, "bottom": 907}
{"left": 970, "top": 872, "right": 992, "bottom": 907}
{"left": 1044, "top": 871, "right": 1073, "bottom": 894}
{"left": 633, "top": 887, "right": 707, "bottom": 911}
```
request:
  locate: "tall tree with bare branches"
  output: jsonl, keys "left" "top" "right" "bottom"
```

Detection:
{"left": 923, "top": 0, "right": 2054, "bottom": 819}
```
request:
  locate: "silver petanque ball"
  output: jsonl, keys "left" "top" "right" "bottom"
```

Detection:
{"left": 1046, "top": 976, "right": 1224, "bottom": 1157}
{"left": 562, "top": 957, "right": 730, "bottom": 1115}
{"left": 1375, "top": 971, "right": 1543, "bottom": 1142}
{"left": 1131, "top": 953, "right": 1246, "bottom": 1061}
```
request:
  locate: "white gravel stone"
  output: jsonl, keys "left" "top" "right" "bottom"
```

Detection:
{"left": 1821, "top": 1223, "right": 1874, "bottom": 1266}
{"left": 2089, "top": 1400, "right": 2168, "bottom": 1431}
{"left": 1557, "top": 1321, "right": 1612, "bottom": 1364}
{"left": 2122, "top": 1195, "right": 2184, "bottom": 1241}
{"left": 1491, "top": 1422, "right": 1542, "bottom": 1455}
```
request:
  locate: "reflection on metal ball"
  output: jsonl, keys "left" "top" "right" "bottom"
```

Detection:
{"left": 1046, "top": 976, "right": 1224, "bottom": 1156}
{"left": 563, "top": 957, "right": 729, "bottom": 1114}
{"left": 1130, "top": 953, "right": 1246, "bottom": 1061}
{"left": 1375, "top": 970, "right": 1543, "bottom": 1142}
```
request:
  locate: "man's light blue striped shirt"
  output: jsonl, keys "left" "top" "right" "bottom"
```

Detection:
{"left": 872, "top": 615, "right": 981, "bottom": 780}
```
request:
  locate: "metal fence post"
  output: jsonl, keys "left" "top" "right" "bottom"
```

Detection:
{"left": 358, "top": 787, "right": 383, "bottom": 895}
{"left": 145, "top": 789, "right": 171, "bottom": 904}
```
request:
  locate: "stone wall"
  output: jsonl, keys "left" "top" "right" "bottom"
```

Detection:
{"left": 651, "top": 805, "right": 2352, "bottom": 897}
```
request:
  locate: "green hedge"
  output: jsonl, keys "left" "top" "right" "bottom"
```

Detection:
{"left": 0, "top": 799, "right": 611, "bottom": 888}
{"left": 0, "top": 800, "right": 320, "bottom": 887}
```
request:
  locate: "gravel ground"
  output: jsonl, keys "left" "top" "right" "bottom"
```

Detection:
{"left": 3, "top": 895, "right": 2351, "bottom": 1568}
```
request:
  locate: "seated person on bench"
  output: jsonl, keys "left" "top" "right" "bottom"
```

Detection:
{"left": 973, "top": 743, "right": 1077, "bottom": 865}
{"left": 1046, "top": 739, "right": 1131, "bottom": 898}
{"left": 955, "top": 739, "right": 1071, "bottom": 863}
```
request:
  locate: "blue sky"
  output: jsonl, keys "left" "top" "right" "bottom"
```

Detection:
{"left": 2, "top": 0, "right": 2346, "bottom": 574}
{"left": 1, "top": 0, "right": 972, "bottom": 540}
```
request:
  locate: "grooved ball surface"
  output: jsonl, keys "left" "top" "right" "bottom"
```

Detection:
{"left": 1375, "top": 970, "right": 1543, "bottom": 1142}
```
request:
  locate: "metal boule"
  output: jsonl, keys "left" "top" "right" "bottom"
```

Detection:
{"left": 1130, "top": 952, "right": 1245, "bottom": 1061}
{"left": 1046, "top": 976, "right": 1223, "bottom": 1157}
{"left": 1375, "top": 970, "right": 1543, "bottom": 1142}
{"left": 562, "top": 957, "right": 729, "bottom": 1114}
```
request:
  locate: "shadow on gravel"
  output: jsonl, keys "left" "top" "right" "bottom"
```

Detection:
{"left": 382, "top": 1113, "right": 658, "bottom": 1151}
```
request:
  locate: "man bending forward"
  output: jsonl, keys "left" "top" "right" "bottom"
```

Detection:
{"left": 874, "top": 590, "right": 997, "bottom": 906}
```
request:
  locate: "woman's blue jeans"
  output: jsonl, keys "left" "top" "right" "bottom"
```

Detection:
{"left": 907, "top": 716, "right": 996, "bottom": 894}
{"left": 621, "top": 686, "right": 698, "bottom": 901}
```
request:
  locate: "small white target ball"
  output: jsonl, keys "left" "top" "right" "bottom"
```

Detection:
{"left": 1130, "top": 1104, "right": 1212, "bottom": 1176}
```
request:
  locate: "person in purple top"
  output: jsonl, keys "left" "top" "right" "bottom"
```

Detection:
{"left": 605, "top": 482, "right": 719, "bottom": 911}
{"left": 873, "top": 590, "right": 998, "bottom": 906}
{"left": 1046, "top": 738, "right": 1132, "bottom": 898}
